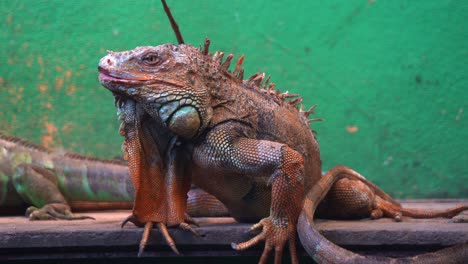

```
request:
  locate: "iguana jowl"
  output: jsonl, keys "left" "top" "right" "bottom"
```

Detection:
{"left": 98, "top": 41, "right": 467, "bottom": 262}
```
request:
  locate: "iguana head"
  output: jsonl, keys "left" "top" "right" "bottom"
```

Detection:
{"left": 98, "top": 44, "right": 213, "bottom": 139}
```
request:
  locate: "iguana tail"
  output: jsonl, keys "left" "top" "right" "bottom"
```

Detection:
{"left": 375, "top": 196, "right": 468, "bottom": 219}
{"left": 297, "top": 165, "right": 468, "bottom": 264}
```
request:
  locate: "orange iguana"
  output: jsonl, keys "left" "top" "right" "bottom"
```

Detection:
{"left": 96, "top": 1, "right": 468, "bottom": 263}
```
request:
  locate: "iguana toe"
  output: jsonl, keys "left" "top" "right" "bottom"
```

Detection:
{"left": 138, "top": 222, "right": 154, "bottom": 257}
{"left": 157, "top": 222, "right": 180, "bottom": 255}
{"left": 184, "top": 213, "right": 200, "bottom": 227}
{"left": 26, "top": 204, "right": 95, "bottom": 221}
{"left": 121, "top": 214, "right": 145, "bottom": 228}
{"left": 27, "top": 206, "right": 56, "bottom": 220}
{"left": 450, "top": 214, "right": 468, "bottom": 223}
{"left": 232, "top": 217, "right": 298, "bottom": 264}
{"left": 136, "top": 221, "right": 182, "bottom": 257}
{"left": 179, "top": 222, "right": 202, "bottom": 237}
{"left": 122, "top": 214, "right": 202, "bottom": 257}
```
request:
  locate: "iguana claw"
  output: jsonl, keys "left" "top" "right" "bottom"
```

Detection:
{"left": 138, "top": 222, "right": 155, "bottom": 257}
{"left": 179, "top": 222, "right": 202, "bottom": 237}
{"left": 184, "top": 213, "right": 200, "bottom": 227}
{"left": 232, "top": 217, "right": 299, "bottom": 264}
{"left": 136, "top": 222, "right": 181, "bottom": 257}
{"left": 122, "top": 214, "right": 201, "bottom": 257}
{"left": 450, "top": 214, "right": 468, "bottom": 223}
{"left": 26, "top": 203, "right": 95, "bottom": 220}
{"left": 121, "top": 214, "right": 144, "bottom": 228}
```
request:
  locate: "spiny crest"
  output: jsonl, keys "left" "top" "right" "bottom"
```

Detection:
{"left": 199, "top": 38, "right": 245, "bottom": 81}
{"left": 201, "top": 40, "right": 323, "bottom": 126}
{"left": 245, "top": 71, "right": 306, "bottom": 108}
{"left": 0, "top": 132, "right": 49, "bottom": 152}
{"left": 299, "top": 104, "right": 324, "bottom": 125}
{"left": 202, "top": 38, "right": 210, "bottom": 55}
{"left": 0, "top": 132, "right": 127, "bottom": 165}
{"left": 63, "top": 152, "right": 126, "bottom": 165}
{"left": 203, "top": 43, "right": 296, "bottom": 105}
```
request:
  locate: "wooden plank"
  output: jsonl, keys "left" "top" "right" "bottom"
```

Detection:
{"left": 0, "top": 200, "right": 466, "bottom": 260}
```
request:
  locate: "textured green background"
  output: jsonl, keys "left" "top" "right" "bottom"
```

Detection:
{"left": 0, "top": 1, "right": 466, "bottom": 198}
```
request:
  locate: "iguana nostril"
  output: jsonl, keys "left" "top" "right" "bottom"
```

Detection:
{"left": 107, "top": 59, "right": 113, "bottom": 66}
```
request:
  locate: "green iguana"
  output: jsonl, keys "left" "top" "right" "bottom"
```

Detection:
{"left": 97, "top": 5, "right": 468, "bottom": 263}
{"left": 0, "top": 132, "right": 227, "bottom": 219}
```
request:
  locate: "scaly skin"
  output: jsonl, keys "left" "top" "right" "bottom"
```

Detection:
{"left": 317, "top": 177, "right": 468, "bottom": 222}
{"left": 98, "top": 41, "right": 467, "bottom": 263}
{"left": 0, "top": 132, "right": 132, "bottom": 220}
{"left": 298, "top": 166, "right": 468, "bottom": 263}
{"left": 0, "top": 132, "right": 228, "bottom": 220}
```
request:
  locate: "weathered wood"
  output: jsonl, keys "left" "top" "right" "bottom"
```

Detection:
{"left": 0, "top": 200, "right": 466, "bottom": 260}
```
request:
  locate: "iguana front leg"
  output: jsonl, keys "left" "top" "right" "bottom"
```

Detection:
{"left": 119, "top": 99, "right": 195, "bottom": 256}
{"left": 13, "top": 163, "right": 93, "bottom": 220}
{"left": 193, "top": 126, "right": 304, "bottom": 264}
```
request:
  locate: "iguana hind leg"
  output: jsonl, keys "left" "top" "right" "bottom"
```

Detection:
{"left": 13, "top": 163, "right": 93, "bottom": 220}
{"left": 298, "top": 165, "right": 468, "bottom": 263}
{"left": 317, "top": 177, "right": 468, "bottom": 222}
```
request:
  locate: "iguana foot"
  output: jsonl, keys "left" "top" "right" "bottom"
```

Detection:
{"left": 184, "top": 212, "right": 200, "bottom": 227}
{"left": 26, "top": 203, "right": 95, "bottom": 220}
{"left": 231, "top": 217, "right": 298, "bottom": 264}
{"left": 121, "top": 214, "right": 199, "bottom": 257}
{"left": 450, "top": 214, "right": 468, "bottom": 223}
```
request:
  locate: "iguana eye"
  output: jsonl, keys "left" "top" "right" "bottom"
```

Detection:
{"left": 141, "top": 53, "right": 161, "bottom": 66}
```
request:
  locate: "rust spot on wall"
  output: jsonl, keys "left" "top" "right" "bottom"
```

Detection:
{"left": 55, "top": 77, "right": 64, "bottom": 90}
{"left": 45, "top": 122, "right": 57, "bottom": 134}
{"left": 346, "top": 125, "right": 359, "bottom": 133}
{"left": 38, "top": 84, "right": 48, "bottom": 93}
{"left": 61, "top": 122, "right": 74, "bottom": 134}
{"left": 13, "top": 86, "right": 24, "bottom": 103}
{"left": 67, "top": 85, "right": 77, "bottom": 95}
{"left": 41, "top": 135, "right": 54, "bottom": 149}
{"left": 41, "top": 122, "right": 58, "bottom": 149}
{"left": 8, "top": 85, "right": 23, "bottom": 105}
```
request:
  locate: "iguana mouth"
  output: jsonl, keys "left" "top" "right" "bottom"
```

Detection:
{"left": 98, "top": 67, "right": 146, "bottom": 87}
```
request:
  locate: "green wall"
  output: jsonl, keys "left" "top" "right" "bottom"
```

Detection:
{"left": 1, "top": 0, "right": 466, "bottom": 198}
